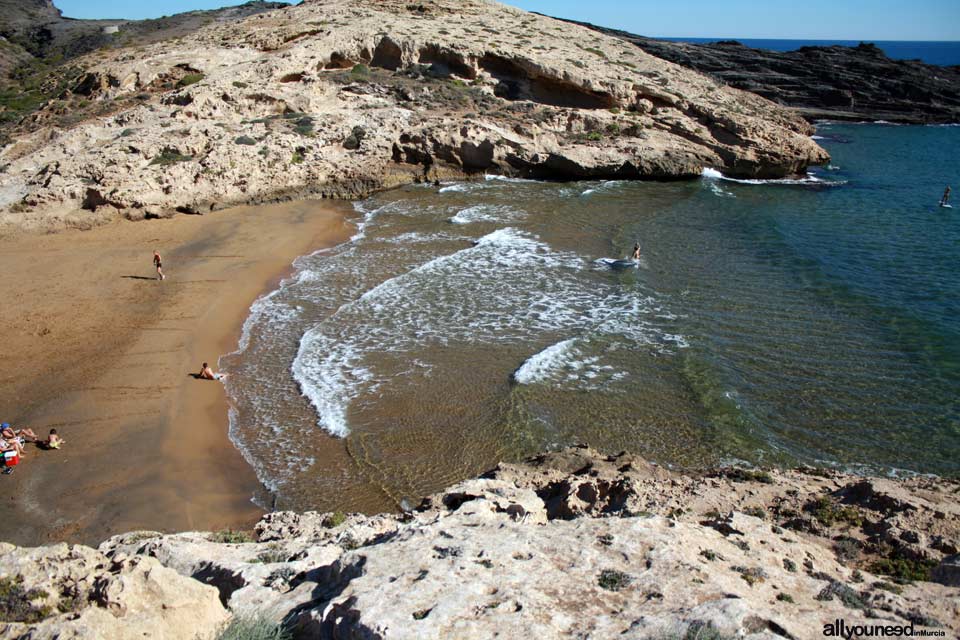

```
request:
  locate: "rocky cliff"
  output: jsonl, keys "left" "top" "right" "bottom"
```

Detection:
{"left": 2, "top": 447, "right": 957, "bottom": 639}
{"left": 0, "top": 0, "right": 828, "bottom": 234}
{"left": 561, "top": 19, "right": 960, "bottom": 125}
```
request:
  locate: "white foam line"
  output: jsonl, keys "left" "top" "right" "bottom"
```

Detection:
{"left": 701, "top": 167, "right": 845, "bottom": 186}
{"left": 512, "top": 338, "right": 578, "bottom": 384}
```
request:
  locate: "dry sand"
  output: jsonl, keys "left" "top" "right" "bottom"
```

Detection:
{"left": 0, "top": 200, "right": 355, "bottom": 546}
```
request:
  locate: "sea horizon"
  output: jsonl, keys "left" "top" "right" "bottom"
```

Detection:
{"left": 656, "top": 37, "right": 960, "bottom": 65}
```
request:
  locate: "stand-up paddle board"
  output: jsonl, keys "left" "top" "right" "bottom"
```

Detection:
{"left": 597, "top": 258, "right": 638, "bottom": 270}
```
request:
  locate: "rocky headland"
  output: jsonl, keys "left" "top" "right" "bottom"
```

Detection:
{"left": 1, "top": 446, "right": 957, "bottom": 639}
{"left": 0, "top": 0, "right": 828, "bottom": 234}
{"left": 561, "top": 19, "right": 960, "bottom": 125}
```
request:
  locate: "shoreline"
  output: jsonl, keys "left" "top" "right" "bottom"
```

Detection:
{"left": 0, "top": 199, "right": 356, "bottom": 546}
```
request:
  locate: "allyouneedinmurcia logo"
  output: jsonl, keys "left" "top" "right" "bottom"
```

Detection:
{"left": 822, "top": 619, "right": 945, "bottom": 638}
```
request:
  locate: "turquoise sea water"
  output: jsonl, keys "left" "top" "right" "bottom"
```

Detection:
{"left": 661, "top": 38, "right": 960, "bottom": 66}
{"left": 223, "top": 123, "right": 960, "bottom": 512}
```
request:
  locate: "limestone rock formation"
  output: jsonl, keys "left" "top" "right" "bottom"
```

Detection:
{"left": 0, "top": 0, "right": 828, "bottom": 234}
{"left": 0, "top": 542, "right": 229, "bottom": 639}
{"left": 562, "top": 19, "right": 960, "bottom": 125}
{"left": 79, "top": 447, "right": 958, "bottom": 639}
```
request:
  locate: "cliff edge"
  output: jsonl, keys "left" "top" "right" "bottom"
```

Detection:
{"left": 0, "top": 0, "right": 827, "bottom": 234}
{"left": 1, "top": 447, "right": 957, "bottom": 639}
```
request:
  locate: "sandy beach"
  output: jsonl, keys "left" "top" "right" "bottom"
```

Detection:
{"left": 0, "top": 200, "right": 355, "bottom": 546}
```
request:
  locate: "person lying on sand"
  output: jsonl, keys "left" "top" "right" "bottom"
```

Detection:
{"left": 8, "top": 426, "right": 37, "bottom": 443}
{"left": 43, "top": 429, "right": 64, "bottom": 450}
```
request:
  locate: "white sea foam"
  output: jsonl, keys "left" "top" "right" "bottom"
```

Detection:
{"left": 438, "top": 183, "right": 474, "bottom": 193}
{"left": 512, "top": 338, "right": 579, "bottom": 384}
{"left": 449, "top": 204, "right": 521, "bottom": 225}
{"left": 291, "top": 227, "right": 685, "bottom": 437}
{"left": 701, "top": 167, "right": 846, "bottom": 186}
{"left": 484, "top": 174, "right": 539, "bottom": 183}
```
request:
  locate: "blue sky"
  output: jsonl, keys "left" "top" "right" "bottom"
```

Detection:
{"left": 57, "top": 0, "right": 960, "bottom": 41}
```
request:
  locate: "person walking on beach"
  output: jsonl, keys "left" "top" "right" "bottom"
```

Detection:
{"left": 941, "top": 186, "right": 951, "bottom": 207}
{"left": 153, "top": 250, "right": 165, "bottom": 280}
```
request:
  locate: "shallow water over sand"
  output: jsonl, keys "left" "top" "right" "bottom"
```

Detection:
{"left": 223, "top": 123, "right": 960, "bottom": 512}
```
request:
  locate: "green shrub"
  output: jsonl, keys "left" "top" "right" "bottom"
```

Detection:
{"left": 235, "top": 135, "right": 257, "bottom": 145}
{"left": 322, "top": 511, "right": 346, "bottom": 528}
{"left": 597, "top": 569, "right": 632, "bottom": 592}
{"left": 350, "top": 64, "right": 370, "bottom": 79}
{"left": 119, "top": 128, "right": 138, "bottom": 137}
{"left": 776, "top": 592, "right": 795, "bottom": 603}
{"left": 806, "top": 496, "right": 862, "bottom": 528}
{"left": 291, "top": 150, "right": 305, "bottom": 165}
{"left": 722, "top": 468, "right": 774, "bottom": 484}
{"left": 177, "top": 73, "right": 205, "bottom": 88}
{"left": 232, "top": 81, "right": 249, "bottom": 88}
{"left": 217, "top": 614, "right": 291, "bottom": 640}
{"left": 873, "top": 581, "right": 903, "bottom": 594}
{"left": 253, "top": 544, "right": 288, "bottom": 564}
{"left": 868, "top": 557, "right": 937, "bottom": 583}
{"left": 732, "top": 566, "right": 766, "bottom": 586}
{"left": 292, "top": 116, "right": 314, "bottom": 137}
{"left": 149, "top": 148, "right": 193, "bottom": 166}
{"left": 815, "top": 581, "right": 866, "bottom": 609}
{"left": 743, "top": 506, "right": 766, "bottom": 520}
{"left": 0, "top": 576, "right": 52, "bottom": 623}
{"left": 209, "top": 529, "right": 254, "bottom": 544}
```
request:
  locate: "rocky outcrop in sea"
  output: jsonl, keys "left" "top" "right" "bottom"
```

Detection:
{"left": 0, "top": 0, "right": 828, "bottom": 234}
{"left": 2, "top": 446, "right": 957, "bottom": 639}
{"left": 561, "top": 18, "right": 960, "bottom": 125}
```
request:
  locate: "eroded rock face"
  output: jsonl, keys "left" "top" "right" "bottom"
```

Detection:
{"left": 565, "top": 22, "right": 960, "bottom": 125}
{"left": 0, "top": 0, "right": 828, "bottom": 234}
{"left": 8, "top": 447, "right": 954, "bottom": 637}
{"left": 89, "top": 447, "right": 960, "bottom": 639}
{"left": 0, "top": 542, "right": 229, "bottom": 639}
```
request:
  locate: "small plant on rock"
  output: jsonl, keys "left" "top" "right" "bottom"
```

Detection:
{"left": 177, "top": 72, "right": 205, "bottom": 88}
{"left": 350, "top": 64, "right": 370, "bottom": 80}
{"left": 209, "top": 529, "right": 254, "bottom": 544}
{"left": 149, "top": 148, "right": 193, "bottom": 166}
{"left": 217, "top": 614, "right": 291, "bottom": 640}
{"left": 806, "top": 496, "right": 863, "bottom": 528}
{"left": 322, "top": 511, "right": 347, "bottom": 528}
{"left": 0, "top": 576, "right": 52, "bottom": 623}
{"left": 597, "top": 569, "right": 632, "bottom": 592}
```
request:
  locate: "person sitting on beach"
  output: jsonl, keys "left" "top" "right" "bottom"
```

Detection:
{"left": 153, "top": 250, "right": 165, "bottom": 281}
{"left": 632, "top": 242, "right": 641, "bottom": 261}
{"left": 197, "top": 362, "right": 220, "bottom": 380}
{"left": 0, "top": 437, "right": 17, "bottom": 474}
{"left": 43, "top": 429, "right": 64, "bottom": 450}
{"left": 0, "top": 429, "right": 25, "bottom": 457}
{"left": 941, "top": 186, "right": 951, "bottom": 206}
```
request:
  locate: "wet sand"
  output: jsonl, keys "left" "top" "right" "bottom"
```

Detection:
{"left": 0, "top": 200, "right": 355, "bottom": 546}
